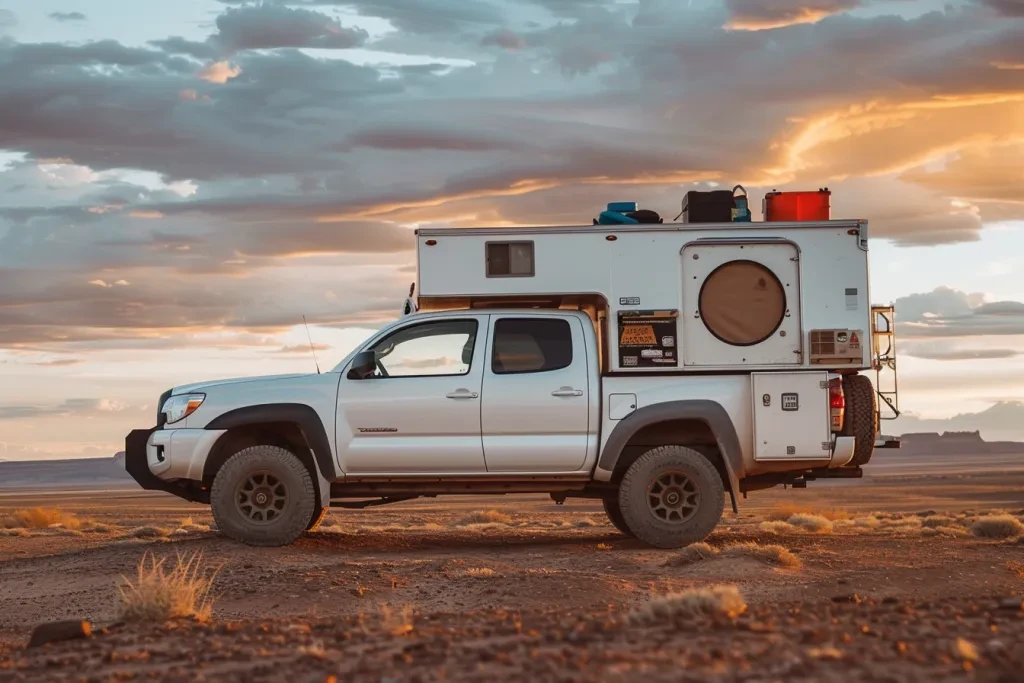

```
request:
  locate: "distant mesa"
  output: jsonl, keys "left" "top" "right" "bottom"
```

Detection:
{"left": 896, "top": 430, "right": 1024, "bottom": 455}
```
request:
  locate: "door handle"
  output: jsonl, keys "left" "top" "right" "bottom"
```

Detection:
{"left": 446, "top": 389, "right": 479, "bottom": 399}
{"left": 551, "top": 387, "right": 583, "bottom": 397}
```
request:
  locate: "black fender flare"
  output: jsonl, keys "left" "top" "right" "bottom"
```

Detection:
{"left": 595, "top": 399, "right": 743, "bottom": 512}
{"left": 205, "top": 403, "right": 338, "bottom": 484}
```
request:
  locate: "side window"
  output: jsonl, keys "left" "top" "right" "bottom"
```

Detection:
{"left": 492, "top": 318, "right": 573, "bottom": 374}
{"left": 486, "top": 241, "right": 534, "bottom": 277}
{"left": 368, "top": 319, "right": 478, "bottom": 378}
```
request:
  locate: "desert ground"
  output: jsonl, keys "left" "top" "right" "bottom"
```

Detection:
{"left": 1, "top": 450, "right": 1022, "bottom": 682}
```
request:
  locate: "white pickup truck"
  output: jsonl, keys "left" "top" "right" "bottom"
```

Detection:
{"left": 125, "top": 209, "right": 899, "bottom": 548}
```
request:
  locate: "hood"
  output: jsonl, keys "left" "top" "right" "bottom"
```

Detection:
{"left": 171, "top": 373, "right": 313, "bottom": 395}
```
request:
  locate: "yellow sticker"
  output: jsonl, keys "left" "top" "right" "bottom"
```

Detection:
{"left": 620, "top": 324, "right": 657, "bottom": 346}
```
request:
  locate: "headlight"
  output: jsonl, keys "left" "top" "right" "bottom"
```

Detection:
{"left": 161, "top": 393, "right": 205, "bottom": 425}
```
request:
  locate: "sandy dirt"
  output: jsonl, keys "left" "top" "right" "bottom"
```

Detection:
{"left": 0, "top": 450, "right": 1022, "bottom": 681}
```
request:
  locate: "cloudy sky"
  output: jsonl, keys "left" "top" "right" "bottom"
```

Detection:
{"left": 0, "top": 0, "right": 1023, "bottom": 460}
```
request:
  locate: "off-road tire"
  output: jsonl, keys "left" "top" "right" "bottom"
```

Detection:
{"left": 211, "top": 445, "right": 317, "bottom": 547}
{"left": 306, "top": 506, "right": 329, "bottom": 531}
{"left": 602, "top": 498, "right": 633, "bottom": 537}
{"left": 841, "top": 374, "right": 878, "bottom": 467}
{"left": 618, "top": 445, "right": 725, "bottom": 549}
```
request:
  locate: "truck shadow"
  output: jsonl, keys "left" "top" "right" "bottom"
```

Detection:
{"left": 293, "top": 529, "right": 646, "bottom": 554}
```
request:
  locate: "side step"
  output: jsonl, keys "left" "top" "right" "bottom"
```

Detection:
{"left": 791, "top": 466, "right": 863, "bottom": 489}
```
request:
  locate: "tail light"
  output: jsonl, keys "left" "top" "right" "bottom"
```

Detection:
{"left": 828, "top": 377, "right": 845, "bottom": 432}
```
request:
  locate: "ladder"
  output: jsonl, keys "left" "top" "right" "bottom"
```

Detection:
{"left": 871, "top": 305, "right": 899, "bottom": 420}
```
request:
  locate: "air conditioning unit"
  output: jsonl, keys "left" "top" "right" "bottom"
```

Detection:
{"left": 809, "top": 329, "right": 864, "bottom": 365}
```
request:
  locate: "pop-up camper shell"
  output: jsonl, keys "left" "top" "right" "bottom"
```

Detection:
{"left": 415, "top": 219, "right": 875, "bottom": 376}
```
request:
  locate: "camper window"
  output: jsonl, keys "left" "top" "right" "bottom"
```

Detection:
{"left": 698, "top": 260, "right": 786, "bottom": 346}
{"left": 486, "top": 241, "right": 534, "bottom": 277}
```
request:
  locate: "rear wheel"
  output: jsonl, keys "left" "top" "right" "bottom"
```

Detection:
{"left": 841, "top": 374, "right": 878, "bottom": 466}
{"left": 602, "top": 498, "right": 633, "bottom": 536}
{"left": 211, "top": 445, "right": 316, "bottom": 547}
{"left": 617, "top": 445, "right": 724, "bottom": 549}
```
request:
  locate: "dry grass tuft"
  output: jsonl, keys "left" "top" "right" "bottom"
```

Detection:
{"left": 759, "top": 520, "right": 795, "bottom": 535}
{"left": 1, "top": 507, "right": 83, "bottom": 530}
{"left": 921, "top": 515, "right": 957, "bottom": 529}
{"left": 0, "top": 528, "right": 29, "bottom": 537}
{"left": 118, "top": 551, "right": 219, "bottom": 623}
{"left": 767, "top": 505, "right": 849, "bottom": 522}
{"left": 666, "top": 542, "right": 800, "bottom": 568}
{"left": 786, "top": 513, "right": 833, "bottom": 533}
{"left": 456, "top": 510, "right": 511, "bottom": 526}
{"left": 629, "top": 585, "right": 746, "bottom": 625}
{"left": 666, "top": 542, "right": 718, "bottom": 566}
{"left": 845, "top": 516, "right": 880, "bottom": 529}
{"left": 130, "top": 526, "right": 171, "bottom": 539}
{"left": 574, "top": 518, "right": 599, "bottom": 528}
{"left": 459, "top": 522, "right": 509, "bottom": 532}
{"left": 81, "top": 521, "right": 113, "bottom": 533}
{"left": 922, "top": 526, "right": 969, "bottom": 538}
{"left": 379, "top": 604, "right": 414, "bottom": 635}
{"left": 725, "top": 542, "right": 801, "bottom": 568}
{"left": 464, "top": 567, "right": 496, "bottom": 578}
{"left": 970, "top": 515, "right": 1024, "bottom": 539}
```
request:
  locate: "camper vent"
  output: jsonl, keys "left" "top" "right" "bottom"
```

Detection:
{"left": 809, "top": 329, "right": 864, "bottom": 365}
{"left": 486, "top": 241, "right": 534, "bottom": 278}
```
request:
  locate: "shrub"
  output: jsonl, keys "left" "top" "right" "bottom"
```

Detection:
{"left": 465, "top": 567, "right": 496, "bottom": 577}
{"left": 666, "top": 542, "right": 718, "bottom": 565}
{"left": 767, "top": 505, "right": 849, "bottom": 522}
{"left": 666, "top": 542, "right": 799, "bottom": 568}
{"left": 130, "top": 526, "right": 171, "bottom": 539}
{"left": 629, "top": 585, "right": 746, "bottom": 625}
{"left": 970, "top": 515, "right": 1024, "bottom": 539}
{"left": 1, "top": 507, "right": 82, "bottom": 530}
{"left": 117, "top": 551, "right": 219, "bottom": 623}
{"left": 759, "top": 520, "right": 795, "bottom": 534}
{"left": 786, "top": 513, "right": 833, "bottom": 533}
{"left": 922, "top": 526, "right": 968, "bottom": 537}
{"left": 725, "top": 542, "right": 801, "bottom": 568}
{"left": 456, "top": 510, "right": 511, "bottom": 526}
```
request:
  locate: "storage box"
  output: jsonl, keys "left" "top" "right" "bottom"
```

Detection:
{"left": 764, "top": 189, "right": 831, "bottom": 221}
{"left": 681, "top": 190, "right": 734, "bottom": 223}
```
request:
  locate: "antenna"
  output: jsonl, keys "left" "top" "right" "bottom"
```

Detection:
{"left": 302, "top": 315, "right": 321, "bottom": 375}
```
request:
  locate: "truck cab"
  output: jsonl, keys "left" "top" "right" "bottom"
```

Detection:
{"left": 124, "top": 207, "right": 899, "bottom": 549}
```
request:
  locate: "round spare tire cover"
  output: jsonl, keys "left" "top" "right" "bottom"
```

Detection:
{"left": 699, "top": 260, "right": 786, "bottom": 346}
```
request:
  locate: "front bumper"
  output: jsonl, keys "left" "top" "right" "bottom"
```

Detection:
{"left": 124, "top": 427, "right": 222, "bottom": 503}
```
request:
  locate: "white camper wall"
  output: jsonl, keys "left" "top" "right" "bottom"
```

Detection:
{"left": 417, "top": 221, "right": 872, "bottom": 373}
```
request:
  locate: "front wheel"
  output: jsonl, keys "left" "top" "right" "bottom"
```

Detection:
{"left": 210, "top": 445, "right": 317, "bottom": 547}
{"left": 617, "top": 445, "right": 725, "bottom": 549}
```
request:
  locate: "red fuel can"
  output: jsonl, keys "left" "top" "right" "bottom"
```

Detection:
{"left": 763, "top": 188, "right": 831, "bottom": 221}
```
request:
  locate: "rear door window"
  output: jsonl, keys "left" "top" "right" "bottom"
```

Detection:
{"left": 491, "top": 318, "right": 572, "bottom": 374}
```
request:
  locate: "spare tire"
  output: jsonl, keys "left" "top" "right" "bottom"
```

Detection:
{"left": 841, "top": 374, "right": 878, "bottom": 466}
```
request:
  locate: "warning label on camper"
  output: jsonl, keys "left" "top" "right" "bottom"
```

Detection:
{"left": 618, "top": 310, "right": 679, "bottom": 368}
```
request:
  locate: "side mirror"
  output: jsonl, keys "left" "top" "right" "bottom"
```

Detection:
{"left": 347, "top": 350, "right": 376, "bottom": 380}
